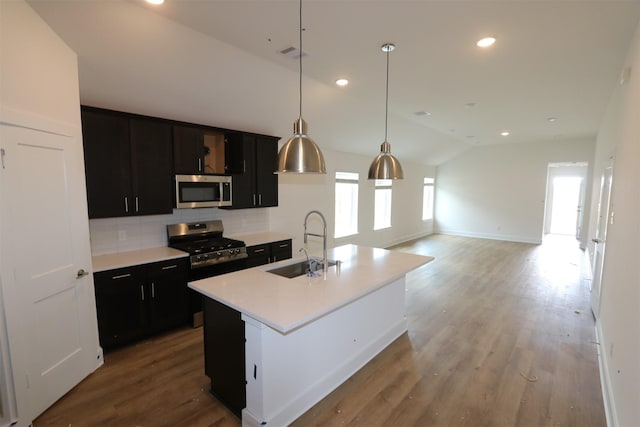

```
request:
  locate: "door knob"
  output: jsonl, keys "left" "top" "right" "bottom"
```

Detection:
{"left": 76, "top": 269, "right": 89, "bottom": 278}
{"left": 592, "top": 238, "right": 603, "bottom": 244}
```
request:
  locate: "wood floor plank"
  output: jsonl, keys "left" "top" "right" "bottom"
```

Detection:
{"left": 34, "top": 234, "right": 605, "bottom": 426}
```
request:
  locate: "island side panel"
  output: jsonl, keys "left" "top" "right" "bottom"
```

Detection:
{"left": 242, "top": 277, "right": 407, "bottom": 426}
{"left": 204, "top": 297, "right": 246, "bottom": 417}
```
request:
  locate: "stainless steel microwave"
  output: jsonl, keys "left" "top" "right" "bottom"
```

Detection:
{"left": 175, "top": 174, "right": 232, "bottom": 208}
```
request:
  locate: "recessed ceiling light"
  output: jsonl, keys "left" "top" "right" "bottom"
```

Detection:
{"left": 146, "top": 0, "right": 164, "bottom": 4}
{"left": 501, "top": 131, "right": 510, "bottom": 136}
{"left": 547, "top": 117, "right": 558, "bottom": 123}
{"left": 477, "top": 37, "right": 496, "bottom": 48}
{"left": 414, "top": 111, "right": 432, "bottom": 116}
{"left": 335, "top": 79, "right": 349, "bottom": 87}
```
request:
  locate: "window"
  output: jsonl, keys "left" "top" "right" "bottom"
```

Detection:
{"left": 334, "top": 172, "right": 359, "bottom": 238}
{"left": 374, "top": 179, "right": 392, "bottom": 230}
{"left": 422, "top": 177, "right": 435, "bottom": 220}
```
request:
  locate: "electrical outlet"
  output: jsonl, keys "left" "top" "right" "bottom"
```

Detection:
{"left": 118, "top": 230, "right": 127, "bottom": 241}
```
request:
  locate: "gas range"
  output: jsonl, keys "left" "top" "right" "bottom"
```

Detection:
{"left": 167, "top": 220, "right": 247, "bottom": 269}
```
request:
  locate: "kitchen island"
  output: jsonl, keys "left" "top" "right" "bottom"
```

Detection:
{"left": 189, "top": 244, "right": 433, "bottom": 427}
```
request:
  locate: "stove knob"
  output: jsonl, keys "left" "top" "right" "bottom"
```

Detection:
{"left": 217, "top": 251, "right": 222, "bottom": 257}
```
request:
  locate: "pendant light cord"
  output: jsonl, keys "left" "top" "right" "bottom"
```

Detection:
{"left": 298, "top": 0, "right": 303, "bottom": 120}
{"left": 385, "top": 46, "right": 389, "bottom": 142}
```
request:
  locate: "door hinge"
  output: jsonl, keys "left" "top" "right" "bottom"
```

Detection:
{"left": 1, "top": 148, "right": 6, "bottom": 169}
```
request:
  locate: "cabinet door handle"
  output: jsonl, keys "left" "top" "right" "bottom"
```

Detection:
{"left": 140, "top": 285, "right": 145, "bottom": 301}
{"left": 111, "top": 273, "right": 131, "bottom": 280}
{"left": 135, "top": 196, "right": 139, "bottom": 212}
{"left": 272, "top": 255, "right": 276, "bottom": 262}
{"left": 253, "top": 248, "right": 265, "bottom": 253}
{"left": 259, "top": 194, "right": 262, "bottom": 205}
{"left": 279, "top": 244, "right": 289, "bottom": 248}
{"left": 198, "top": 158, "right": 203, "bottom": 172}
{"left": 253, "top": 194, "right": 256, "bottom": 206}
{"left": 243, "top": 160, "right": 246, "bottom": 173}
{"left": 151, "top": 282, "right": 155, "bottom": 298}
{"left": 124, "top": 196, "right": 129, "bottom": 213}
{"left": 161, "top": 264, "right": 178, "bottom": 270}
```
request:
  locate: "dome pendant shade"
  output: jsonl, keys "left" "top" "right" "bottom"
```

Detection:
{"left": 276, "top": 0, "right": 326, "bottom": 175}
{"left": 277, "top": 117, "right": 326, "bottom": 174}
{"left": 368, "top": 42, "right": 403, "bottom": 180}
{"left": 368, "top": 140, "right": 404, "bottom": 179}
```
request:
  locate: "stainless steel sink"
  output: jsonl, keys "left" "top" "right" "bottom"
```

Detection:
{"left": 267, "top": 259, "right": 338, "bottom": 279}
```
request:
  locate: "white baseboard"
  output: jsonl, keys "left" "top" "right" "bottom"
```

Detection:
{"left": 434, "top": 228, "right": 542, "bottom": 244}
{"left": 595, "top": 322, "right": 618, "bottom": 427}
{"left": 383, "top": 231, "right": 433, "bottom": 248}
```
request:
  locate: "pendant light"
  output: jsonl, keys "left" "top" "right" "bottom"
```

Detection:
{"left": 276, "top": 0, "right": 326, "bottom": 174}
{"left": 368, "top": 43, "right": 404, "bottom": 180}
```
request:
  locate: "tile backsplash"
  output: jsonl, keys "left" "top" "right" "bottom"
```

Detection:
{"left": 89, "top": 208, "right": 269, "bottom": 256}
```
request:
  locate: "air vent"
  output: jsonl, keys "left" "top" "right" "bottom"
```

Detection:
{"left": 279, "top": 46, "right": 306, "bottom": 59}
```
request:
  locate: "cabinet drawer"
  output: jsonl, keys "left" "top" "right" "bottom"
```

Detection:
{"left": 148, "top": 258, "right": 188, "bottom": 278}
{"left": 94, "top": 265, "right": 145, "bottom": 285}
{"left": 246, "top": 244, "right": 270, "bottom": 268}
{"left": 271, "top": 239, "right": 292, "bottom": 262}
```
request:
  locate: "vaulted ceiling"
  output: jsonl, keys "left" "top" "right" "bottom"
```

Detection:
{"left": 28, "top": 0, "right": 640, "bottom": 165}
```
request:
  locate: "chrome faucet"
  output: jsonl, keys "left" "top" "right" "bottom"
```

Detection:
{"left": 303, "top": 210, "right": 327, "bottom": 278}
{"left": 299, "top": 247, "right": 318, "bottom": 277}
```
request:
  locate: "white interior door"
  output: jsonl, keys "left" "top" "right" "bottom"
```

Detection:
{"left": 591, "top": 165, "right": 613, "bottom": 319}
{"left": 0, "top": 123, "right": 101, "bottom": 421}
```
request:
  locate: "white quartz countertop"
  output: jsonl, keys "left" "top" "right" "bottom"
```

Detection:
{"left": 92, "top": 247, "right": 188, "bottom": 272}
{"left": 188, "top": 244, "right": 433, "bottom": 333}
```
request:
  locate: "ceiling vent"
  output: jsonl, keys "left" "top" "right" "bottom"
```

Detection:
{"left": 280, "top": 46, "right": 306, "bottom": 59}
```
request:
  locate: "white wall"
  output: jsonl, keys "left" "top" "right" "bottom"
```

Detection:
{"left": 1, "top": 0, "right": 99, "bottom": 424}
{"left": 0, "top": 3, "right": 80, "bottom": 127}
{"left": 89, "top": 147, "right": 436, "bottom": 256}
{"left": 434, "top": 139, "right": 595, "bottom": 244}
{"left": 587, "top": 20, "right": 640, "bottom": 427}
{"left": 270, "top": 149, "right": 435, "bottom": 257}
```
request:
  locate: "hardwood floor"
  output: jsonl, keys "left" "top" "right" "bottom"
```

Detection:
{"left": 34, "top": 234, "right": 605, "bottom": 426}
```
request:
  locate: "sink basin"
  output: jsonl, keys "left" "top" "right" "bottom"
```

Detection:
{"left": 267, "top": 259, "right": 338, "bottom": 279}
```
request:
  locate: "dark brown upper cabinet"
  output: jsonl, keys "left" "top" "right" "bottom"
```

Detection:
{"left": 173, "top": 125, "right": 230, "bottom": 175}
{"left": 222, "top": 133, "right": 279, "bottom": 209}
{"left": 81, "top": 107, "right": 173, "bottom": 218}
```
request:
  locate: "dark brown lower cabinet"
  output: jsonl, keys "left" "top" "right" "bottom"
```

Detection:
{"left": 204, "top": 297, "right": 245, "bottom": 417}
{"left": 93, "top": 258, "right": 189, "bottom": 351}
{"left": 246, "top": 239, "right": 292, "bottom": 268}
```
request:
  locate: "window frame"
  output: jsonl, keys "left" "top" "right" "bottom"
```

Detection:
{"left": 373, "top": 179, "right": 393, "bottom": 231}
{"left": 334, "top": 171, "right": 359, "bottom": 238}
{"left": 422, "top": 177, "right": 435, "bottom": 221}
